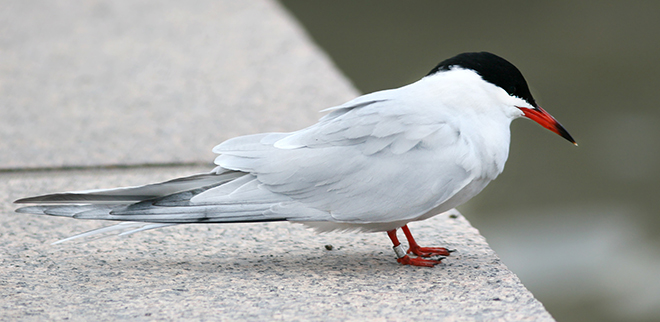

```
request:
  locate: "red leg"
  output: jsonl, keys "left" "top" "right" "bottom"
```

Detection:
{"left": 401, "top": 225, "right": 452, "bottom": 257}
{"left": 387, "top": 228, "right": 442, "bottom": 267}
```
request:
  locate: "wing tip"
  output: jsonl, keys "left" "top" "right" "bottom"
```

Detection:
{"left": 14, "top": 193, "right": 84, "bottom": 204}
{"left": 14, "top": 196, "right": 37, "bottom": 204}
{"left": 14, "top": 206, "right": 42, "bottom": 214}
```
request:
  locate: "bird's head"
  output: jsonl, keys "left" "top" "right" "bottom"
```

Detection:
{"left": 428, "top": 52, "right": 576, "bottom": 145}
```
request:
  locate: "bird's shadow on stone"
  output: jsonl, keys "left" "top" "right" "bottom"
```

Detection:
{"left": 96, "top": 250, "right": 460, "bottom": 283}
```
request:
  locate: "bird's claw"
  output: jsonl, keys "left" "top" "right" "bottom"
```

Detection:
{"left": 397, "top": 255, "right": 443, "bottom": 267}
{"left": 407, "top": 245, "right": 452, "bottom": 257}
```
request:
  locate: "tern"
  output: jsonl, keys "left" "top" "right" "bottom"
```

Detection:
{"left": 15, "top": 52, "right": 575, "bottom": 267}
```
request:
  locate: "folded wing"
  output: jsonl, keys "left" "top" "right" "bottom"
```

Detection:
{"left": 16, "top": 87, "right": 478, "bottom": 232}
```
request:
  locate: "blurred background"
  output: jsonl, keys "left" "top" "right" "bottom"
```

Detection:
{"left": 278, "top": 1, "right": 660, "bottom": 322}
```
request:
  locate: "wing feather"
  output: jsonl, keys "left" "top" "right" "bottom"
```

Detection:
{"left": 213, "top": 91, "right": 475, "bottom": 224}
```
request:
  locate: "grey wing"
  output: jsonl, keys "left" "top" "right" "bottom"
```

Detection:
{"left": 214, "top": 93, "right": 477, "bottom": 224}
{"left": 15, "top": 170, "right": 293, "bottom": 224}
{"left": 15, "top": 171, "right": 245, "bottom": 204}
{"left": 15, "top": 89, "right": 476, "bottom": 229}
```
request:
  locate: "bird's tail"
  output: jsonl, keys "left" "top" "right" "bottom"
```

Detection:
{"left": 14, "top": 170, "right": 287, "bottom": 243}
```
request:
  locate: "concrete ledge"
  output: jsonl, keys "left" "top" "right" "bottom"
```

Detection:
{"left": 2, "top": 167, "right": 553, "bottom": 321}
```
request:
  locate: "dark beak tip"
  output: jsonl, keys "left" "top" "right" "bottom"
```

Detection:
{"left": 560, "top": 130, "right": 577, "bottom": 146}
{"left": 554, "top": 121, "right": 576, "bottom": 146}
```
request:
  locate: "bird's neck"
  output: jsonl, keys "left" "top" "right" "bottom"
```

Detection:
{"left": 459, "top": 112, "right": 513, "bottom": 180}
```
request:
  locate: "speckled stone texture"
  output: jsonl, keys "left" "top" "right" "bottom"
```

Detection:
{"left": 3, "top": 167, "right": 553, "bottom": 321}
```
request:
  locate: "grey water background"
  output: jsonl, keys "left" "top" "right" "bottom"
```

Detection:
{"left": 279, "top": 1, "right": 660, "bottom": 322}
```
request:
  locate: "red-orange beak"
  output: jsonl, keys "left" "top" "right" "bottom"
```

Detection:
{"left": 518, "top": 106, "right": 577, "bottom": 145}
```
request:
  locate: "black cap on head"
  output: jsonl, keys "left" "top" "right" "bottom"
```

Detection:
{"left": 427, "top": 52, "right": 537, "bottom": 108}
